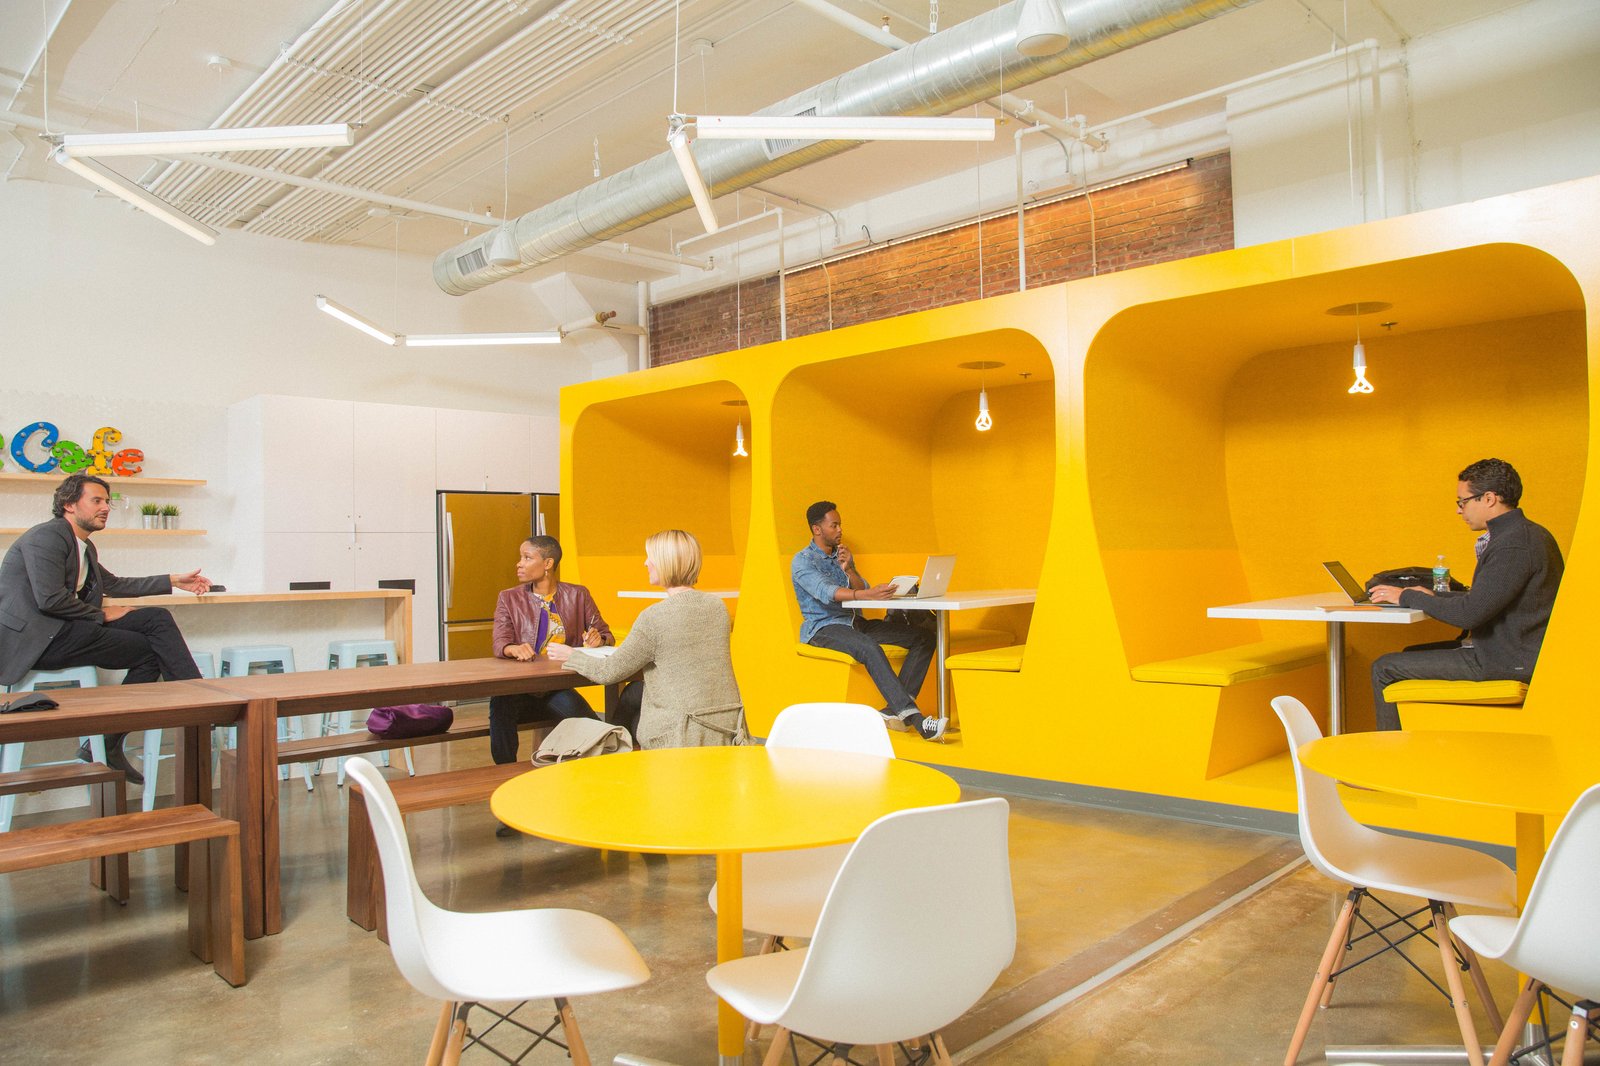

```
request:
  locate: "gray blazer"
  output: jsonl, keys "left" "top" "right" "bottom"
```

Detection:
{"left": 0, "top": 518, "right": 171, "bottom": 687}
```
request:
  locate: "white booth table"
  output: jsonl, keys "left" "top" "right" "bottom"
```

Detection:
{"left": 1207, "top": 593, "right": 1424, "bottom": 734}
{"left": 846, "top": 589, "right": 1036, "bottom": 723}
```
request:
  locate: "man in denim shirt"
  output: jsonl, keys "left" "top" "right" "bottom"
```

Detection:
{"left": 791, "top": 501, "right": 944, "bottom": 740}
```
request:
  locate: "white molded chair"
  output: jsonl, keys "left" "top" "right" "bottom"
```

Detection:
{"left": 346, "top": 757, "right": 649, "bottom": 1065}
{"left": 1450, "top": 783, "right": 1600, "bottom": 1066}
{"left": 710, "top": 703, "right": 895, "bottom": 944}
{"left": 1272, "top": 695, "right": 1516, "bottom": 1066}
{"left": 708, "top": 797, "right": 1014, "bottom": 1066}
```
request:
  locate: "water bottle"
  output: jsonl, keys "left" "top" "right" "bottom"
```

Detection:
{"left": 1432, "top": 554, "right": 1450, "bottom": 593}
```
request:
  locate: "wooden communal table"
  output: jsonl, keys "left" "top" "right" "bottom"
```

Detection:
{"left": 108, "top": 588, "right": 415, "bottom": 663}
{"left": 0, "top": 680, "right": 256, "bottom": 894}
{"left": 203, "top": 657, "right": 603, "bottom": 937}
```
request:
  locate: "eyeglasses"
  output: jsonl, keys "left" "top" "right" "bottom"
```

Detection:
{"left": 1455, "top": 492, "right": 1486, "bottom": 510}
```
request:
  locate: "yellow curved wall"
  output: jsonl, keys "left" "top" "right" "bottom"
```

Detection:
{"left": 560, "top": 176, "right": 1600, "bottom": 848}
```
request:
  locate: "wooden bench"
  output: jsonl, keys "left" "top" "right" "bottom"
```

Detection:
{"left": 0, "top": 762, "right": 129, "bottom": 895}
{"left": 347, "top": 761, "right": 533, "bottom": 942}
{"left": 1383, "top": 679, "right": 1531, "bottom": 732}
{"left": 218, "top": 709, "right": 556, "bottom": 801}
{"left": 1129, "top": 640, "right": 1324, "bottom": 686}
{"left": 0, "top": 805, "right": 245, "bottom": 986}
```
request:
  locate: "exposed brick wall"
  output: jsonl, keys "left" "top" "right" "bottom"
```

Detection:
{"left": 649, "top": 151, "right": 1234, "bottom": 366}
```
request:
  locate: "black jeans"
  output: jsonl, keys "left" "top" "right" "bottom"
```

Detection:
{"left": 808, "top": 618, "right": 935, "bottom": 715}
{"left": 488, "top": 689, "right": 597, "bottom": 764}
{"left": 1369, "top": 639, "right": 1484, "bottom": 732}
{"left": 33, "top": 607, "right": 201, "bottom": 748}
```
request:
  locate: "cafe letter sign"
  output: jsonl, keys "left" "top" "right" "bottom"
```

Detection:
{"left": 1, "top": 423, "right": 146, "bottom": 476}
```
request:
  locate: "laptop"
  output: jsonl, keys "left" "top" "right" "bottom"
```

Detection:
{"left": 888, "top": 555, "right": 956, "bottom": 599}
{"left": 1322, "top": 561, "right": 1410, "bottom": 608}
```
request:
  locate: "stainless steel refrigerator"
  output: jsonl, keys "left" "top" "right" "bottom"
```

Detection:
{"left": 437, "top": 492, "right": 559, "bottom": 660}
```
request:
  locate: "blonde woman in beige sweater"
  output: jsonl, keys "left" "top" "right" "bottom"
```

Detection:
{"left": 545, "top": 529, "right": 744, "bottom": 749}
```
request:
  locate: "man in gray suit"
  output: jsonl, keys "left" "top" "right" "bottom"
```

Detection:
{"left": 0, "top": 473, "right": 211, "bottom": 783}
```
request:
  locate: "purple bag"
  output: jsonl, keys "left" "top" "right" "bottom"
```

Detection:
{"left": 367, "top": 703, "right": 453, "bottom": 739}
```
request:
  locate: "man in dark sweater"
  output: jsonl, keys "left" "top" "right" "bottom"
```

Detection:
{"left": 1366, "top": 458, "right": 1564, "bottom": 730}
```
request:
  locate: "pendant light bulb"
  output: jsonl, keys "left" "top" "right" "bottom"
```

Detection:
{"left": 733, "top": 421, "right": 749, "bottom": 457}
{"left": 1348, "top": 342, "right": 1373, "bottom": 394}
{"left": 975, "top": 387, "right": 993, "bottom": 431}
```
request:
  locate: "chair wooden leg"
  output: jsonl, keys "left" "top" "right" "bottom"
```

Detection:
{"left": 1444, "top": 904, "right": 1505, "bottom": 1033}
{"left": 425, "top": 1001, "right": 453, "bottom": 1066}
{"left": 1560, "top": 1001, "right": 1595, "bottom": 1066}
{"left": 1487, "top": 978, "right": 1541, "bottom": 1066}
{"left": 1286, "top": 890, "right": 1359, "bottom": 1066}
{"left": 1431, "top": 904, "right": 1486, "bottom": 1066}
{"left": 875, "top": 1044, "right": 896, "bottom": 1066}
{"left": 761, "top": 1028, "right": 791, "bottom": 1066}
{"left": 1320, "top": 890, "right": 1363, "bottom": 1008}
{"left": 555, "top": 997, "right": 591, "bottom": 1066}
{"left": 441, "top": 1003, "right": 469, "bottom": 1066}
{"left": 932, "top": 1033, "right": 954, "bottom": 1066}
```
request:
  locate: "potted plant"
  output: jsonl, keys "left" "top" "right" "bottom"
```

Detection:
{"left": 160, "top": 503, "right": 180, "bottom": 530}
{"left": 140, "top": 502, "right": 161, "bottom": 529}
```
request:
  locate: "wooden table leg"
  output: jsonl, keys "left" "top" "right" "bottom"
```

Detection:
{"left": 174, "top": 723, "right": 211, "bottom": 891}
{"left": 715, "top": 852, "right": 746, "bottom": 1066}
{"left": 234, "top": 698, "right": 277, "bottom": 939}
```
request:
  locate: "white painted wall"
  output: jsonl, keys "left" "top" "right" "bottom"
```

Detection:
{"left": 1229, "top": 0, "right": 1600, "bottom": 246}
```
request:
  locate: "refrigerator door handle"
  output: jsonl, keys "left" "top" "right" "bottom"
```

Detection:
{"left": 443, "top": 511, "right": 455, "bottom": 610}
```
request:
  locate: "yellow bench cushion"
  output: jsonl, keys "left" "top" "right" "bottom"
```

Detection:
{"left": 796, "top": 628, "right": 1013, "bottom": 666}
{"left": 1383, "top": 679, "right": 1528, "bottom": 705}
{"left": 1130, "top": 640, "right": 1323, "bottom": 687}
{"left": 946, "top": 645, "right": 1025, "bottom": 672}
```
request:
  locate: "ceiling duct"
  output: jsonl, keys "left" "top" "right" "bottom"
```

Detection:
{"left": 434, "top": 0, "right": 1258, "bottom": 295}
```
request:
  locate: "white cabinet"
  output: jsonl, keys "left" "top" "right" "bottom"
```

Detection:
{"left": 434, "top": 408, "right": 535, "bottom": 492}
{"left": 352, "top": 403, "right": 436, "bottom": 533}
{"left": 256, "top": 396, "right": 355, "bottom": 533}
{"left": 354, "top": 532, "right": 439, "bottom": 663}
{"left": 262, "top": 532, "right": 357, "bottom": 590}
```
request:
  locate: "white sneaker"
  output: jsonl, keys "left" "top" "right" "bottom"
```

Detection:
{"left": 918, "top": 716, "right": 948, "bottom": 741}
{"left": 878, "top": 710, "right": 910, "bottom": 732}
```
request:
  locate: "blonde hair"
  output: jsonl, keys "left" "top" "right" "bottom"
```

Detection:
{"left": 645, "top": 529, "right": 702, "bottom": 588}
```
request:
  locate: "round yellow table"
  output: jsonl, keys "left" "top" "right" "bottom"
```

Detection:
{"left": 1298, "top": 730, "right": 1591, "bottom": 904}
{"left": 492, "top": 745, "right": 962, "bottom": 1064}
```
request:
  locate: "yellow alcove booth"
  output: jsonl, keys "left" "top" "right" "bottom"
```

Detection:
{"left": 560, "top": 174, "right": 1599, "bottom": 849}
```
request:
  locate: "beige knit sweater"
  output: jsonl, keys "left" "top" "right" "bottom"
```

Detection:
{"left": 561, "top": 589, "right": 743, "bottom": 749}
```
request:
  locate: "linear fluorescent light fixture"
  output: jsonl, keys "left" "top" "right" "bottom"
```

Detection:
{"left": 57, "top": 123, "right": 354, "bottom": 158}
{"left": 50, "top": 147, "right": 218, "bottom": 245}
{"left": 668, "top": 128, "right": 719, "bottom": 234}
{"left": 695, "top": 115, "right": 996, "bottom": 142}
{"left": 405, "top": 332, "right": 561, "bottom": 347}
{"left": 315, "top": 295, "right": 398, "bottom": 345}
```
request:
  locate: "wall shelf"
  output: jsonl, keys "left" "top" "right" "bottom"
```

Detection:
{"left": 0, "top": 472, "right": 206, "bottom": 487}
{"left": 0, "top": 527, "right": 207, "bottom": 537}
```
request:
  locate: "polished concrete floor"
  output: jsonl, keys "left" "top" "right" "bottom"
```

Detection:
{"left": 0, "top": 737, "right": 1534, "bottom": 1065}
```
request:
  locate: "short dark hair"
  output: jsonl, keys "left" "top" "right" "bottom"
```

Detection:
{"left": 53, "top": 474, "right": 110, "bottom": 519}
{"left": 1458, "top": 458, "right": 1523, "bottom": 507}
{"left": 805, "top": 500, "right": 837, "bottom": 529}
{"left": 525, "top": 535, "right": 563, "bottom": 567}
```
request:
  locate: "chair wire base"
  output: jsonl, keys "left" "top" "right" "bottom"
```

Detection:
{"left": 1504, "top": 994, "right": 1599, "bottom": 1066}
{"left": 775, "top": 1032, "right": 940, "bottom": 1066}
{"left": 1331, "top": 891, "right": 1473, "bottom": 1005}
{"left": 456, "top": 998, "right": 571, "bottom": 1064}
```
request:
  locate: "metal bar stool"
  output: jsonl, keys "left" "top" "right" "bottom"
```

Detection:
{"left": 1, "top": 667, "right": 109, "bottom": 832}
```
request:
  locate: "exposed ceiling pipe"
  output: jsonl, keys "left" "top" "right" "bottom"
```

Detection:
{"left": 792, "top": 0, "right": 1103, "bottom": 149}
{"left": 434, "top": 0, "right": 1259, "bottom": 295}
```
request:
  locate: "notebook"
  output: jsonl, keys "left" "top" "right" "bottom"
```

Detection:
{"left": 888, "top": 555, "right": 956, "bottom": 599}
{"left": 1322, "top": 561, "right": 1410, "bottom": 609}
